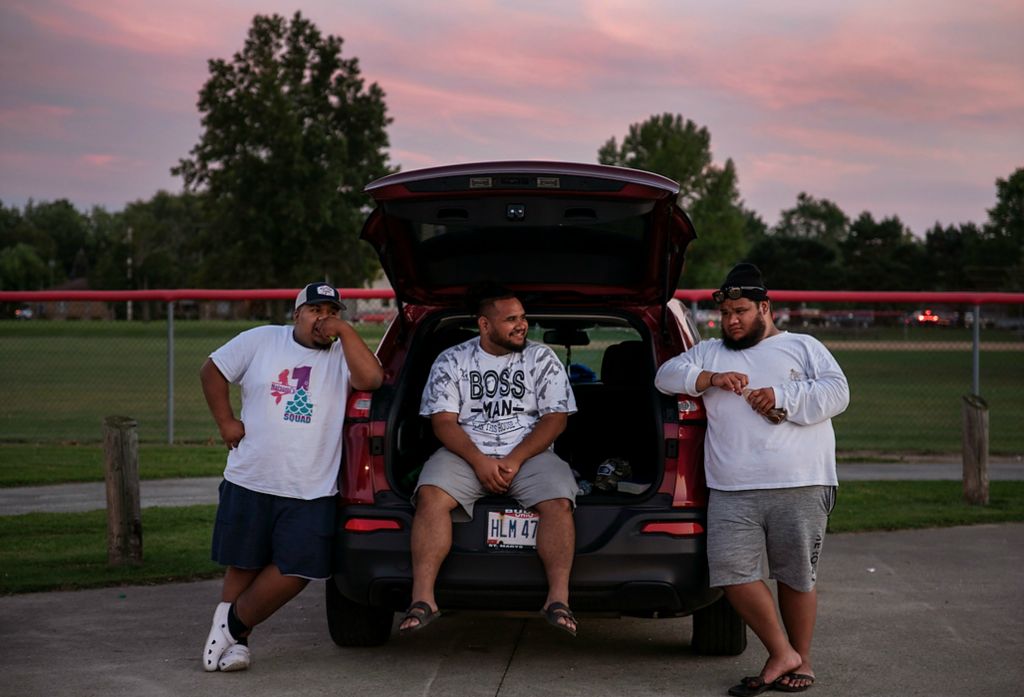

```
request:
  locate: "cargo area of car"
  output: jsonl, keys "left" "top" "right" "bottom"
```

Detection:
{"left": 384, "top": 312, "right": 665, "bottom": 501}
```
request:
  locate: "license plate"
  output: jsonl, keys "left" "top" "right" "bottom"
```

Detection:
{"left": 486, "top": 508, "right": 539, "bottom": 549}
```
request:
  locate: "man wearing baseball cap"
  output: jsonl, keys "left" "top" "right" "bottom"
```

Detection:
{"left": 199, "top": 281, "right": 382, "bottom": 672}
{"left": 655, "top": 263, "right": 849, "bottom": 696}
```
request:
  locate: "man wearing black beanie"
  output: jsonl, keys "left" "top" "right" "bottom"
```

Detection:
{"left": 655, "top": 263, "right": 850, "bottom": 696}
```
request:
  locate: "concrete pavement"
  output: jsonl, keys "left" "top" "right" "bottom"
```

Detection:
{"left": 1, "top": 523, "right": 1021, "bottom": 696}
{"left": 2, "top": 458, "right": 1023, "bottom": 514}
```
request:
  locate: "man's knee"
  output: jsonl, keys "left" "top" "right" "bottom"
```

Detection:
{"left": 415, "top": 485, "right": 458, "bottom": 513}
{"left": 534, "top": 498, "right": 573, "bottom": 516}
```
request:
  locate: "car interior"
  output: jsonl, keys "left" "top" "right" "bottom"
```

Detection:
{"left": 386, "top": 313, "right": 664, "bottom": 501}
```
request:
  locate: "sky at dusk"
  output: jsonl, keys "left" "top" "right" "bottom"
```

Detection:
{"left": 1, "top": 0, "right": 1022, "bottom": 235}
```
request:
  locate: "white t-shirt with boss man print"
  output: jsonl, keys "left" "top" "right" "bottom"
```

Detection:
{"left": 420, "top": 338, "right": 577, "bottom": 457}
{"left": 210, "top": 325, "right": 351, "bottom": 499}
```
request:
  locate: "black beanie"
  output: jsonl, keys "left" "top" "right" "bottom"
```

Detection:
{"left": 717, "top": 263, "right": 768, "bottom": 301}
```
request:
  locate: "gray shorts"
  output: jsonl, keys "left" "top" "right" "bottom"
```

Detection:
{"left": 413, "top": 448, "right": 578, "bottom": 522}
{"left": 707, "top": 485, "right": 837, "bottom": 592}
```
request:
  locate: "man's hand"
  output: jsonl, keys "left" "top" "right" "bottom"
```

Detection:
{"left": 313, "top": 315, "right": 344, "bottom": 343}
{"left": 743, "top": 387, "right": 777, "bottom": 415}
{"left": 471, "top": 456, "right": 512, "bottom": 494}
{"left": 218, "top": 418, "right": 245, "bottom": 450}
{"left": 708, "top": 370, "right": 748, "bottom": 395}
{"left": 497, "top": 457, "right": 522, "bottom": 485}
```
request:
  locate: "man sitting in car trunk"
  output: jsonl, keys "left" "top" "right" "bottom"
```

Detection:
{"left": 655, "top": 263, "right": 849, "bottom": 696}
{"left": 399, "top": 281, "right": 580, "bottom": 636}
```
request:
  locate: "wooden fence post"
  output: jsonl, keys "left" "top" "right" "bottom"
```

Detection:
{"left": 103, "top": 415, "right": 143, "bottom": 565}
{"left": 961, "top": 395, "right": 989, "bottom": 506}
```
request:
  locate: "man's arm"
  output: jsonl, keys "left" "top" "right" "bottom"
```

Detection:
{"left": 431, "top": 412, "right": 510, "bottom": 494}
{"left": 500, "top": 412, "right": 568, "bottom": 479}
{"left": 200, "top": 358, "right": 245, "bottom": 449}
{"left": 316, "top": 317, "right": 384, "bottom": 391}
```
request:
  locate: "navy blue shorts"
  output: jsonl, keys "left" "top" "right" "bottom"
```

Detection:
{"left": 211, "top": 480, "right": 336, "bottom": 580}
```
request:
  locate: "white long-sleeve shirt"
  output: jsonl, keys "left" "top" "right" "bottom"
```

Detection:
{"left": 655, "top": 331, "right": 850, "bottom": 491}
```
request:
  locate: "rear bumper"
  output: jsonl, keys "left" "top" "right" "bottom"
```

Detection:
{"left": 331, "top": 500, "right": 720, "bottom": 617}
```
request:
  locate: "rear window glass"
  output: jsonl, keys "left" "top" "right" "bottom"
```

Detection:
{"left": 532, "top": 324, "right": 644, "bottom": 384}
{"left": 384, "top": 198, "right": 655, "bottom": 288}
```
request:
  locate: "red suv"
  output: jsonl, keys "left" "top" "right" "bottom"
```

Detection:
{"left": 328, "top": 161, "right": 746, "bottom": 655}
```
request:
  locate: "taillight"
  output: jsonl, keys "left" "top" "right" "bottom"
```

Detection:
{"left": 344, "top": 518, "right": 402, "bottom": 533}
{"left": 677, "top": 396, "right": 705, "bottom": 421}
{"left": 346, "top": 391, "right": 372, "bottom": 419}
{"left": 640, "top": 521, "right": 704, "bottom": 537}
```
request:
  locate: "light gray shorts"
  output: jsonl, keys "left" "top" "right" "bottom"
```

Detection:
{"left": 707, "top": 485, "right": 837, "bottom": 593}
{"left": 413, "top": 447, "right": 578, "bottom": 522}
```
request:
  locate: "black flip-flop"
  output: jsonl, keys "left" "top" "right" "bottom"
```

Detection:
{"left": 728, "top": 676, "right": 774, "bottom": 697}
{"left": 773, "top": 673, "right": 815, "bottom": 692}
{"left": 540, "top": 601, "right": 578, "bottom": 636}
{"left": 399, "top": 601, "right": 440, "bottom": 634}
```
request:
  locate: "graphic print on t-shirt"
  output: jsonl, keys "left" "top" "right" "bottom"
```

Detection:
{"left": 466, "top": 366, "right": 527, "bottom": 438}
{"left": 270, "top": 365, "right": 314, "bottom": 423}
{"left": 420, "top": 338, "right": 576, "bottom": 457}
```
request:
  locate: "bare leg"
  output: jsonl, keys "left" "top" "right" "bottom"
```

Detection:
{"left": 222, "top": 567, "right": 259, "bottom": 604}
{"left": 399, "top": 485, "right": 458, "bottom": 631}
{"left": 722, "top": 581, "right": 802, "bottom": 683}
{"left": 776, "top": 582, "right": 817, "bottom": 689}
{"left": 233, "top": 565, "right": 309, "bottom": 629}
{"left": 533, "top": 498, "right": 575, "bottom": 631}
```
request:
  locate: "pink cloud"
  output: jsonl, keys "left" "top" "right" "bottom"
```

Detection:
{"left": 81, "top": 153, "right": 121, "bottom": 168}
{"left": 746, "top": 153, "right": 875, "bottom": 191}
{"left": 0, "top": 104, "right": 74, "bottom": 138}
{"left": 7, "top": 0, "right": 243, "bottom": 57}
{"left": 697, "top": 5, "right": 1024, "bottom": 124}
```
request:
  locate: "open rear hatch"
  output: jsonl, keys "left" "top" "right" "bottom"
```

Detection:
{"left": 359, "top": 161, "right": 696, "bottom": 308}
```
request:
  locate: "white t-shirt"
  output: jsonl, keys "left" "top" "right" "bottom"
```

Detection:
{"left": 654, "top": 331, "right": 849, "bottom": 491}
{"left": 420, "top": 338, "right": 577, "bottom": 457}
{"left": 210, "top": 325, "right": 351, "bottom": 499}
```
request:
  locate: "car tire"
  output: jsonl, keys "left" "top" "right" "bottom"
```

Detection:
{"left": 325, "top": 578, "right": 394, "bottom": 647}
{"left": 691, "top": 595, "right": 747, "bottom": 656}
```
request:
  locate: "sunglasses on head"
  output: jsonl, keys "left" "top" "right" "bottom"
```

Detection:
{"left": 712, "top": 286, "right": 766, "bottom": 304}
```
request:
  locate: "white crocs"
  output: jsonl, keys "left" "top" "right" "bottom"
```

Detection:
{"left": 218, "top": 643, "right": 251, "bottom": 672}
{"left": 202, "top": 602, "right": 237, "bottom": 672}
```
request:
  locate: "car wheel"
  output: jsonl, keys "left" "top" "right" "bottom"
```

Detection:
{"left": 325, "top": 578, "right": 394, "bottom": 647}
{"left": 691, "top": 595, "right": 747, "bottom": 656}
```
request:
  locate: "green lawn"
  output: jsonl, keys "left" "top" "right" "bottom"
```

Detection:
{"left": 0, "top": 320, "right": 1020, "bottom": 452}
{"left": 0, "top": 443, "right": 225, "bottom": 487}
{"left": 831, "top": 349, "right": 1023, "bottom": 452}
{"left": 0, "top": 320, "right": 388, "bottom": 445}
{"left": 2, "top": 481, "right": 1022, "bottom": 594}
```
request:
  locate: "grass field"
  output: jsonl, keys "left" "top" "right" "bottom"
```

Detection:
{"left": 0, "top": 443, "right": 225, "bottom": 486}
{"left": 0, "top": 320, "right": 1021, "bottom": 453}
{"left": 2, "top": 480, "right": 1022, "bottom": 594}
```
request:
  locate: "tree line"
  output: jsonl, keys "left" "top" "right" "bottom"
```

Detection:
{"left": 2, "top": 14, "right": 1021, "bottom": 295}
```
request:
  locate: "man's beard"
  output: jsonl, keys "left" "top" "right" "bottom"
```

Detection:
{"left": 721, "top": 312, "right": 766, "bottom": 350}
{"left": 487, "top": 327, "right": 527, "bottom": 353}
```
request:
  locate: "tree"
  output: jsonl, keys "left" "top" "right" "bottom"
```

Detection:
{"left": 6, "top": 200, "right": 94, "bottom": 287}
{"left": 599, "top": 114, "right": 754, "bottom": 287}
{"left": 174, "top": 12, "right": 393, "bottom": 288}
{"left": 987, "top": 167, "right": 1024, "bottom": 244}
{"left": 89, "top": 192, "right": 205, "bottom": 291}
{"left": 840, "top": 213, "right": 927, "bottom": 290}
{"left": 746, "top": 236, "right": 841, "bottom": 290}
{"left": 982, "top": 167, "right": 1024, "bottom": 290}
{"left": 773, "top": 192, "right": 849, "bottom": 251}
{"left": 924, "top": 222, "right": 977, "bottom": 290}
{"left": 0, "top": 243, "right": 48, "bottom": 291}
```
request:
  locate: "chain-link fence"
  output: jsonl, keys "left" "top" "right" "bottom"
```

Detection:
{"left": 1, "top": 290, "right": 1021, "bottom": 454}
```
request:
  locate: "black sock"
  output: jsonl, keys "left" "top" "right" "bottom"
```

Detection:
{"left": 227, "top": 602, "right": 251, "bottom": 642}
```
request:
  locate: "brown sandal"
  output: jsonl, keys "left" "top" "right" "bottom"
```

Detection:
{"left": 399, "top": 601, "right": 440, "bottom": 634}
{"left": 540, "top": 601, "right": 578, "bottom": 636}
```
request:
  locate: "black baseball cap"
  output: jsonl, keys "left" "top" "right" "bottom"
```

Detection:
{"left": 294, "top": 282, "right": 346, "bottom": 310}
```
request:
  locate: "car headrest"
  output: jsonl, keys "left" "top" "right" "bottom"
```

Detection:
{"left": 601, "top": 341, "right": 652, "bottom": 386}
{"left": 543, "top": 328, "right": 590, "bottom": 347}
